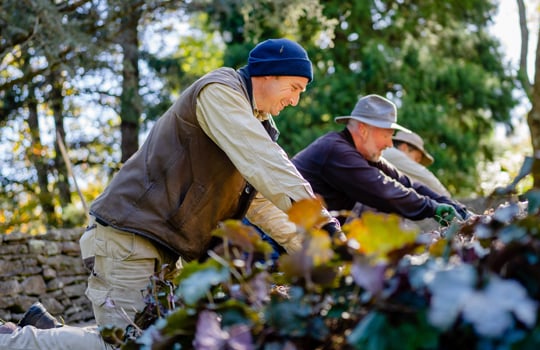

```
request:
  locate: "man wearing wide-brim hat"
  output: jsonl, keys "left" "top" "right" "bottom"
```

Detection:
{"left": 382, "top": 130, "right": 452, "bottom": 197}
{"left": 292, "top": 94, "right": 470, "bottom": 226}
{"left": 392, "top": 130, "right": 434, "bottom": 166}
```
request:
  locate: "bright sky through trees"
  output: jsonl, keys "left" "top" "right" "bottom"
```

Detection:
{"left": 481, "top": 1, "right": 535, "bottom": 193}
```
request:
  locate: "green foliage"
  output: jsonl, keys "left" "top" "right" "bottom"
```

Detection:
{"left": 348, "top": 311, "right": 439, "bottom": 350}
{"left": 0, "top": 0, "right": 190, "bottom": 233}
{"left": 0, "top": 0, "right": 118, "bottom": 233}
{"left": 175, "top": 259, "right": 230, "bottom": 306}
{"left": 204, "top": 0, "right": 336, "bottom": 45}
{"left": 0, "top": 1, "right": 522, "bottom": 226}
{"left": 271, "top": 0, "right": 517, "bottom": 197}
{"left": 142, "top": 12, "right": 226, "bottom": 123}
{"left": 104, "top": 192, "right": 540, "bottom": 349}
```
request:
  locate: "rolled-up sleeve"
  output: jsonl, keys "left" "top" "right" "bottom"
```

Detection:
{"left": 246, "top": 193, "right": 302, "bottom": 253}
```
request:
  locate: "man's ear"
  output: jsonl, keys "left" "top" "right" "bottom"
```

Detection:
{"left": 396, "top": 143, "right": 408, "bottom": 152}
{"left": 359, "top": 123, "right": 370, "bottom": 137}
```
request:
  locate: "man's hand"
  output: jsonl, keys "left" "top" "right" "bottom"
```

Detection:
{"left": 434, "top": 204, "right": 462, "bottom": 226}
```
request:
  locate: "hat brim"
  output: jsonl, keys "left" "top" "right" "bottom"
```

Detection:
{"left": 419, "top": 153, "right": 435, "bottom": 167}
{"left": 334, "top": 115, "right": 412, "bottom": 133}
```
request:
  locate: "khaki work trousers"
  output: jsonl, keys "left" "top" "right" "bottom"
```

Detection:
{"left": 82, "top": 219, "right": 178, "bottom": 329}
{"left": 0, "top": 325, "right": 112, "bottom": 350}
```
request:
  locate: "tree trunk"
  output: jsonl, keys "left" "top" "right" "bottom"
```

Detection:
{"left": 50, "top": 72, "right": 72, "bottom": 208}
{"left": 517, "top": 0, "right": 540, "bottom": 188}
{"left": 528, "top": 23, "right": 540, "bottom": 188}
{"left": 119, "top": 4, "right": 143, "bottom": 163}
{"left": 27, "top": 88, "right": 58, "bottom": 227}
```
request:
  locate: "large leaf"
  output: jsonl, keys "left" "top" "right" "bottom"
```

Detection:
{"left": 427, "top": 263, "right": 538, "bottom": 337}
{"left": 461, "top": 276, "right": 537, "bottom": 337}
{"left": 523, "top": 189, "right": 540, "bottom": 215}
{"left": 305, "top": 228, "right": 334, "bottom": 265}
{"left": 193, "top": 310, "right": 254, "bottom": 350}
{"left": 350, "top": 258, "right": 386, "bottom": 295}
{"left": 347, "top": 311, "right": 439, "bottom": 350}
{"left": 176, "top": 259, "right": 230, "bottom": 305}
{"left": 426, "top": 263, "right": 477, "bottom": 330}
{"left": 213, "top": 219, "right": 274, "bottom": 255}
{"left": 264, "top": 287, "right": 312, "bottom": 338}
{"left": 287, "top": 197, "right": 328, "bottom": 230}
{"left": 343, "top": 212, "right": 418, "bottom": 262}
{"left": 278, "top": 228, "right": 336, "bottom": 284}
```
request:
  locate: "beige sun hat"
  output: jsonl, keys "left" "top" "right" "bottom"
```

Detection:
{"left": 334, "top": 94, "right": 412, "bottom": 133}
{"left": 393, "top": 130, "right": 434, "bottom": 166}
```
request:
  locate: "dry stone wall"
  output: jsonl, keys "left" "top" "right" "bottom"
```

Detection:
{"left": 0, "top": 228, "right": 94, "bottom": 325}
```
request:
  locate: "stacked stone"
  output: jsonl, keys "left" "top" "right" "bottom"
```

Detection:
{"left": 0, "top": 228, "right": 94, "bottom": 325}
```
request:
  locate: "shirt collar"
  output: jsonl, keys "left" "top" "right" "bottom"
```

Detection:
{"left": 255, "top": 111, "right": 270, "bottom": 121}
{"left": 253, "top": 103, "right": 269, "bottom": 121}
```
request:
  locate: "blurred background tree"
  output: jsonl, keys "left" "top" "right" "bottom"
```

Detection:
{"left": 516, "top": 0, "right": 540, "bottom": 188}
{"left": 0, "top": 0, "right": 529, "bottom": 234}
{"left": 273, "top": 0, "right": 516, "bottom": 197}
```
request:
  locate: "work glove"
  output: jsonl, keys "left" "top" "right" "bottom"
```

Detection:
{"left": 434, "top": 204, "right": 463, "bottom": 226}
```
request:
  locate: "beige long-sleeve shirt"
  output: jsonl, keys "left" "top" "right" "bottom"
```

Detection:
{"left": 196, "top": 83, "right": 321, "bottom": 252}
{"left": 382, "top": 147, "right": 451, "bottom": 197}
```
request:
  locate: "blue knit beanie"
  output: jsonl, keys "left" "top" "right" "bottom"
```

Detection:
{"left": 247, "top": 38, "right": 313, "bottom": 82}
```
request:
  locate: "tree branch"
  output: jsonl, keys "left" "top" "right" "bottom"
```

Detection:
{"left": 517, "top": 0, "right": 531, "bottom": 96}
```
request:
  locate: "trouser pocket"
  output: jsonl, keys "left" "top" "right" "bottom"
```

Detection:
{"left": 86, "top": 223, "right": 170, "bottom": 328}
{"left": 86, "top": 256, "right": 156, "bottom": 328}
{"left": 80, "top": 217, "right": 97, "bottom": 271}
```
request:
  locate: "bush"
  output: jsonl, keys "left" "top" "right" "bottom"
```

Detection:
{"left": 102, "top": 190, "right": 540, "bottom": 350}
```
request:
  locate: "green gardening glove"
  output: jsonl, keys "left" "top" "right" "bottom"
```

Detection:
{"left": 434, "top": 204, "right": 462, "bottom": 226}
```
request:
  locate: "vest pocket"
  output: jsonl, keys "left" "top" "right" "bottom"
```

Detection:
{"left": 167, "top": 182, "right": 206, "bottom": 230}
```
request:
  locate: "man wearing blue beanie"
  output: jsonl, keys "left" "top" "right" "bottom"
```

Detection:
{"left": 247, "top": 38, "right": 313, "bottom": 82}
{"left": 0, "top": 38, "right": 341, "bottom": 350}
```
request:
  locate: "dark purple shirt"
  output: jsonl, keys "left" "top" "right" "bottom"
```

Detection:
{"left": 292, "top": 129, "right": 466, "bottom": 220}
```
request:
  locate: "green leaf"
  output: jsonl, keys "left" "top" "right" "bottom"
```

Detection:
{"left": 216, "top": 299, "right": 258, "bottom": 328}
{"left": 99, "top": 325, "right": 126, "bottom": 346}
{"left": 348, "top": 311, "right": 439, "bottom": 350}
{"left": 344, "top": 212, "right": 418, "bottom": 262}
{"left": 523, "top": 189, "right": 540, "bottom": 215}
{"left": 308, "top": 316, "right": 330, "bottom": 341}
{"left": 159, "top": 307, "right": 198, "bottom": 337}
{"left": 347, "top": 312, "right": 387, "bottom": 350}
{"left": 265, "top": 291, "right": 312, "bottom": 337}
{"left": 176, "top": 260, "right": 230, "bottom": 305}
